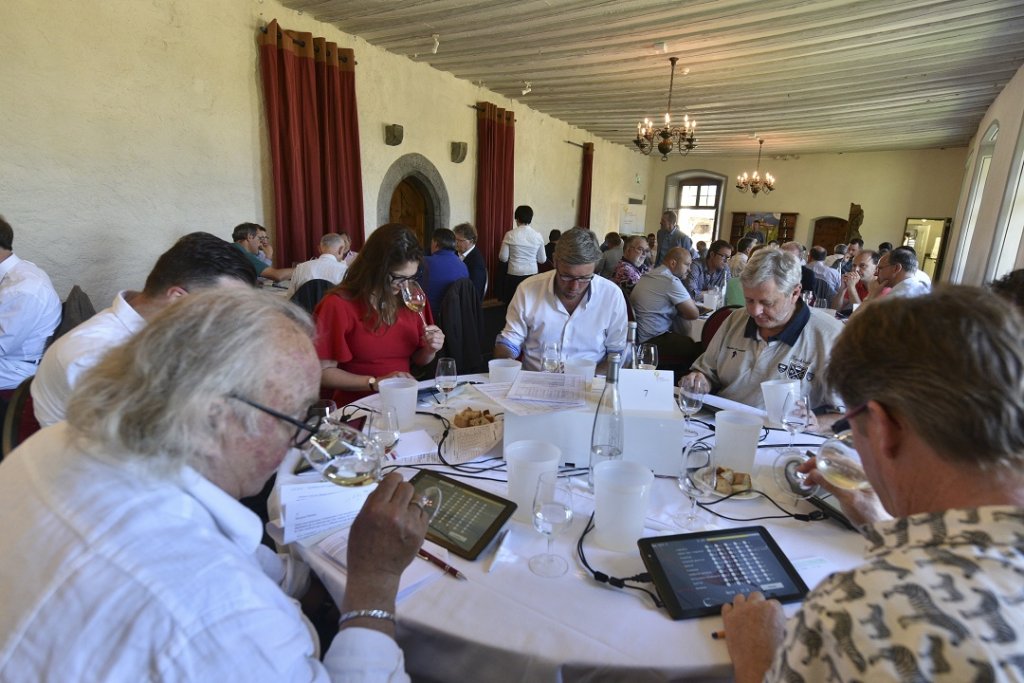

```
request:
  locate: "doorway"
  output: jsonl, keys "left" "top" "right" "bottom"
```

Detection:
{"left": 810, "top": 216, "right": 849, "bottom": 251}
{"left": 903, "top": 217, "right": 952, "bottom": 283}
{"left": 390, "top": 177, "right": 430, "bottom": 247}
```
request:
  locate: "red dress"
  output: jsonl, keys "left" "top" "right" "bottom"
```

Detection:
{"left": 314, "top": 293, "right": 431, "bottom": 406}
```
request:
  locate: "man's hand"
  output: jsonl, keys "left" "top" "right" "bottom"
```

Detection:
{"left": 721, "top": 592, "right": 786, "bottom": 683}
{"left": 422, "top": 324, "right": 445, "bottom": 352}
{"left": 679, "top": 371, "right": 710, "bottom": 395}
{"left": 342, "top": 473, "right": 429, "bottom": 628}
{"left": 798, "top": 457, "right": 891, "bottom": 527}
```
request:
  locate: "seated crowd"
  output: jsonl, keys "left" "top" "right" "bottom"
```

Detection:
{"left": 0, "top": 209, "right": 1022, "bottom": 681}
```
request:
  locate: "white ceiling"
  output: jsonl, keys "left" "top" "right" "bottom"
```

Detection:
{"left": 278, "top": 0, "right": 1024, "bottom": 156}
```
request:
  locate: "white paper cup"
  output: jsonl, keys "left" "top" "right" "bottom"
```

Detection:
{"left": 760, "top": 379, "right": 799, "bottom": 428}
{"left": 593, "top": 460, "right": 654, "bottom": 552}
{"left": 504, "top": 440, "right": 561, "bottom": 522}
{"left": 377, "top": 378, "right": 418, "bottom": 430}
{"left": 563, "top": 358, "right": 597, "bottom": 389}
{"left": 713, "top": 410, "right": 763, "bottom": 475}
{"left": 489, "top": 359, "right": 522, "bottom": 383}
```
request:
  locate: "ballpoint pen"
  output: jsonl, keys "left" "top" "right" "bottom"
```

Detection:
{"left": 418, "top": 548, "right": 467, "bottom": 580}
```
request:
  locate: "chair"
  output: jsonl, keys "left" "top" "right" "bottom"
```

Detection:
{"left": 437, "top": 278, "right": 485, "bottom": 374}
{"left": 811, "top": 277, "right": 837, "bottom": 308}
{"left": 701, "top": 305, "right": 741, "bottom": 349}
{"left": 289, "top": 279, "right": 333, "bottom": 314}
{"left": 45, "top": 285, "right": 97, "bottom": 350}
{"left": 1, "top": 376, "right": 41, "bottom": 460}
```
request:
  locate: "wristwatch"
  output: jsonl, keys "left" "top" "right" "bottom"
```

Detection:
{"left": 368, "top": 376, "right": 378, "bottom": 391}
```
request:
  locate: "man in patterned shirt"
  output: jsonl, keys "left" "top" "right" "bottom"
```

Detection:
{"left": 721, "top": 286, "right": 1024, "bottom": 683}
{"left": 611, "top": 235, "right": 650, "bottom": 290}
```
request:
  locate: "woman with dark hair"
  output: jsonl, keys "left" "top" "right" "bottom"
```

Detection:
{"left": 315, "top": 224, "right": 444, "bottom": 404}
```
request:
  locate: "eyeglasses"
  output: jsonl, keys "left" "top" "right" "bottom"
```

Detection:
{"left": 712, "top": 251, "right": 731, "bottom": 260}
{"left": 555, "top": 271, "right": 595, "bottom": 284}
{"left": 842, "top": 403, "right": 867, "bottom": 421}
{"left": 229, "top": 394, "right": 322, "bottom": 448}
{"left": 388, "top": 272, "right": 418, "bottom": 285}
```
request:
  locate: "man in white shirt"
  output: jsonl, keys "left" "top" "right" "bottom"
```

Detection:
{"left": 681, "top": 248, "right": 844, "bottom": 412}
{"left": 498, "top": 205, "right": 546, "bottom": 297}
{"left": 32, "top": 232, "right": 257, "bottom": 427}
{"left": 874, "top": 246, "right": 931, "bottom": 300}
{"left": 0, "top": 215, "right": 61, "bottom": 391}
{"left": 495, "top": 228, "right": 627, "bottom": 371}
{"left": 824, "top": 243, "right": 846, "bottom": 267}
{"left": 285, "top": 232, "right": 348, "bottom": 298}
{"left": 0, "top": 288, "right": 427, "bottom": 680}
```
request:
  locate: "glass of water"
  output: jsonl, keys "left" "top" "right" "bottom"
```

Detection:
{"left": 529, "top": 471, "right": 574, "bottom": 577}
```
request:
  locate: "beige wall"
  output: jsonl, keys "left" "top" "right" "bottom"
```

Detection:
{"left": 0, "top": 0, "right": 648, "bottom": 306}
{"left": 642, "top": 148, "right": 968, "bottom": 250}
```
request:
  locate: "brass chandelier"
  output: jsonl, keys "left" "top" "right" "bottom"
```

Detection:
{"left": 634, "top": 57, "right": 697, "bottom": 161}
{"left": 736, "top": 138, "right": 776, "bottom": 196}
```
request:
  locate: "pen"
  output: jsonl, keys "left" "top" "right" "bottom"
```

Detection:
{"left": 711, "top": 630, "right": 726, "bottom": 640}
{"left": 418, "top": 548, "right": 467, "bottom": 580}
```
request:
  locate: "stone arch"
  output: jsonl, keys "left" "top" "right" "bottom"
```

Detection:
{"left": 376, "top": 153, "right": 450, "bottom": 245}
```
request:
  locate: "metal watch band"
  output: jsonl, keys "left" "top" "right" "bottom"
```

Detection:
{"left": 337, "top": 608, "right": 395, "bottom": 627}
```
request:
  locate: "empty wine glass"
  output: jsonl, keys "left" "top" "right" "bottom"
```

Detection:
{"left": 399, "top": 279, "right": 428, "bottom": 326}
{"left": 434, "top": 357, "right": 458, "bottom": 412}
{"left": 529, "top": 471, "right": 575, "bottom": 578}
{"left": 636, "top": 343, "right": 659, "bottom": 370}
{"left": 675, "top": 440, "right": 718, "bottom": 530}
{"left": 541, "top": 341, "right": 562, "bottom": 373}
{"left": 367, "top": 405, "right": 400, "bottom": 458}
{"left": 780, "top": 392, "right": 810, "bottom": 455}
{"left": 310, "top": 399, "right": 337, "bottom": 420}
{"left": 677, "top": 380, "right": 707, "bottom": 437}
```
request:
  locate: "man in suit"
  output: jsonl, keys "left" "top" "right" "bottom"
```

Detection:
{"left": 453, "top": 222, "right": 486, "bottom": 299}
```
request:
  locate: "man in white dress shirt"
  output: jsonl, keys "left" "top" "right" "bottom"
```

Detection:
{"left": 32, "top": 232, "right": 257, "bottom": 427}
{"left": 498, "top": 205, "right": 546, "bottom": 297}
{"left": 0, "top": 215, "right": 61, "bottom": 391}
{"left": 874, "top": 247, "right": 931, "bottom": 300}
{"left": 0, "top": 288, "right": 427, "bottom": 680}
{"left": 495, "top": 228, "right": 627, "bottom": 371}
{"left": 285, "top": 232, "right": 349, "bottom": 298}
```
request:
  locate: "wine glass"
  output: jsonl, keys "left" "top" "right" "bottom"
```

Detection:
{"left": 780, "top": 392, "right": 810, "bottom": 455}
{"left": 541, "top": 341, "right": 562, "bottom": 373}
{"left": 434, "top": 357, "right": 458, "bottom": 412}
{"left": 772, "top": 431, "right": 869, "bottom": 500}
{"left": 304, "top": 417, "right": 383, "bottom": 487}
{"left": 675, "top": 440, "right": 718, "bottom": 530}
{"left": 367, "top": 405, "right": 400, "bottom": 458}
{"left": 529, "top": 471, "right": 575, "bottom": 578}
{"left": 415, "top": 485, "right": 443, "bottom": 522}
{"left": 310, "top": 399, "right": 337, "bottom": 421}
{"left": 399, "top": 279, "right": 428, "bottom": 326}
{"left": 677, "top": 379, "right": 706, "bottom": 437}
{"left": 636, "top": 343, "right": 659, "bottom": 370}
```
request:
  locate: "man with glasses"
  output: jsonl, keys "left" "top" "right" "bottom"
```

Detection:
{"left": 495, "top": 228, "right": 627, "bottom": 371}
{"left": 684, "top": 239, "right": 732, "bottom": 300}
{"left": 33, "top": 232, "right": 257, "bottom": 427}
{"left": 612, "top": 235, "right": 651, "bottom": 290}
{"left": 721, "top": 287, "right": 1024, "bottom": 682}
{"left": 231, "top": 222, "right": 293, "bottom": 283}
{"left": 0, "top": 288, "right": 429, "bottom": 679}
{"left": 873, "top": 247, "right": 930, "bottom": 300}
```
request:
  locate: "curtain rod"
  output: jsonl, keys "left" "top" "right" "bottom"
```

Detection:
{"left": 259, "top": 25, "right": 306, "bottom": 48}
{"left": 565, "top": 140, "right": 585, "bottom": 149}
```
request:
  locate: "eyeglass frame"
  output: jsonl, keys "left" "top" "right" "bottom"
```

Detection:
{"left": 554, "top": 269, "right": 595, "bottom": 284}
{"left": 229, "top": 393, "right": 322, "bottom": 448}
{"left": 388, "top": 272, "right": 419, "bottom": 285}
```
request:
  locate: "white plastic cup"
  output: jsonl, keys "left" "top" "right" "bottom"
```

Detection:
{"left": 377, "top": 378, "right": 418, "bottom": 430}
{"left": 761, "top": 379, "right": 799, "bottom": 428}
{"left": 593, "top": 460, "right": 654, "bottom": 552}
{"left": 563, "top": 358, "right": 597, "bottom": 389}
{"left": 504, "top": 440, "right": 561, "bottom": 522}
{"left": 713, "top": 410, "right": 763, "bottom": 475}
{"left": 489, "top": 359, "right": 522, "bottom": 383}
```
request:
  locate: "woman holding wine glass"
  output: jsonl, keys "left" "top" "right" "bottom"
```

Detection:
{"left": 315, "top": 224, "right": 444, "bottom": 405}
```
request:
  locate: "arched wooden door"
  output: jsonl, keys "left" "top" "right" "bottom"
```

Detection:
{"left": 811, "top": 216, "right": 849, "bottom": 252}
{"left": 389, "top": 178, "right": 428, "bottom": 248}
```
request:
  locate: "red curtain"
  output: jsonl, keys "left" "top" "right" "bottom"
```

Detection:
{"left": 258, "top": 20, "right": 365, "bottom": 267}
{"left": 474, "top": 102, "right": 515, "bottom": 300}
{"left": 576, "top": 142, "right": 595, "bottom": 229}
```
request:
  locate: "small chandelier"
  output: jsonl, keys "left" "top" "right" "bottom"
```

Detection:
{"left": 634, "top": 57, "right": 697, "bottom": 161}
{"left": 736, "top": 138, "right": 776, "bottom": 196}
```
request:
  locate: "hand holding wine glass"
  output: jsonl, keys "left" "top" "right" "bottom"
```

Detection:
{"left": 529, "top": 471, "right": 574, "bottom": 577}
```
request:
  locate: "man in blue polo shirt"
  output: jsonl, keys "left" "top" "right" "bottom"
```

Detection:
{"left": 681, "top": 248, "right": 844, "bottom": 412}
{"left": 232, "top": 223, "right": 293, "bottom": 283}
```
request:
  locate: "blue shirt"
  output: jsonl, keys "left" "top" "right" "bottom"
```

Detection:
{"left": 423, "top": 249, "right": 469, "bottom": 315}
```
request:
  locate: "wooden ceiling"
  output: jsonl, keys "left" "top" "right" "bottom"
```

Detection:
{"left": 278, "top": 0, "right": 1024, "bottom": 155}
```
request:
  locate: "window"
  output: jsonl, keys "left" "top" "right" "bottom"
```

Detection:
{"left": 951, "top": 123, "right": 997, "bottom": 283}
{"left": 679, "top": 183, "right": 718, "bottom": 208}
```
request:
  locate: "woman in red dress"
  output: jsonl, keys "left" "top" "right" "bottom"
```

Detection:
{"left": 315, "top": 224, "right": 445, "bottom": 405}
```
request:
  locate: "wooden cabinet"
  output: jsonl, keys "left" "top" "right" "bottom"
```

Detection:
{"left": 729, "top": 212, "right": 798, "bottom": 245}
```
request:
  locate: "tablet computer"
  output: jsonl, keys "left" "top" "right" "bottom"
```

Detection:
{"left": 638, "top": 526, "right": 809, "bottom": 620}
{"left": 410, "top": 470, "right": 517, "bottom": 560}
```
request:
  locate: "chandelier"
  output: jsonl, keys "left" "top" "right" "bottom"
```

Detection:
{"left": 634, "top": 57, "right": 697, "bottom": 161}
{"left": 736, "top": 138, "right": 776, "bottom": 196}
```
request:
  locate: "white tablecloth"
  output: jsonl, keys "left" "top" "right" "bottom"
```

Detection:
{"left": 273, "top": 380, "right": 865, "bottom": 682}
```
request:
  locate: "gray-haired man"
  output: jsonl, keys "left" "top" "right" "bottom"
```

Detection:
{"left": 495, "top": 228, "right": 627, "bottom": 371}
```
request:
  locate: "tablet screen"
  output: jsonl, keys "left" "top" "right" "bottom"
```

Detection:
{"left": 638, "top": 526, "right": 809, "bottom": 620}
{"left": 410, "top": 471, "right": 516, "bottom": 560}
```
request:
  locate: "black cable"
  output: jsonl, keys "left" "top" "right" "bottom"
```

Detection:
{"left": 576, "top": 513, "right": 664, "bottom": 608}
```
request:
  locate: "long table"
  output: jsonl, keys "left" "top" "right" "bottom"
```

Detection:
{"left": 273, "top": 380, "right": 865, "bottom": 682}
